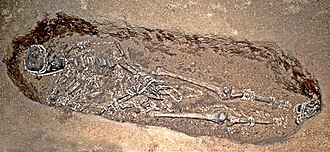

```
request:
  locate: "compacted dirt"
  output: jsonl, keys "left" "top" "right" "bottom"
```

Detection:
{"left": 0, "top": 0, "right": 329, "bottom": 151}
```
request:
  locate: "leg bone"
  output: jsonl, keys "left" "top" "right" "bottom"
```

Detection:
{"left": 152, "top": 67, "right": 291, "bottom": 109}
{"left": 150, "top": 110, "right": 272, "bottom": 127}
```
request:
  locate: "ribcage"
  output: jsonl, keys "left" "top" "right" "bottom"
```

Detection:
{"left": 45, "top": 39, "right": 126, "bottom": 113}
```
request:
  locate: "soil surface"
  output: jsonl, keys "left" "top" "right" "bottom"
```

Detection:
{"left": 0, "top": 0, "right": 329, "bottom": 152}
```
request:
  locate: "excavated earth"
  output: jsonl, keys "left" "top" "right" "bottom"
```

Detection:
{"left": 0, "top": 0, "right": 329, "bottom": 151}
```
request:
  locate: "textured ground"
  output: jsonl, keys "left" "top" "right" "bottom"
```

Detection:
{"left": 0, "top": 0, "right": 329, "bottom": 151}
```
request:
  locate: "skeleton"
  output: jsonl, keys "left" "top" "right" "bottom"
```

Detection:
{"left": 10, "top": 12, "right": 323, "bottom": 143}
{"left": 151, "top": 67, "right": 291, "bottom": 110}
{"left": 24, "top": 44, "right": 278, "bottom": 126}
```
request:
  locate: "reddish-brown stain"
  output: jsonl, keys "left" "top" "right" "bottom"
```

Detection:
{"left": 301, "top": 79, "right": 320, "bottom": 97}
{"left": 292, "top": 66, "right": 304, "bottom": 77}
{"left": 3, "top": 12, "right": 98, "bottom": 103}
